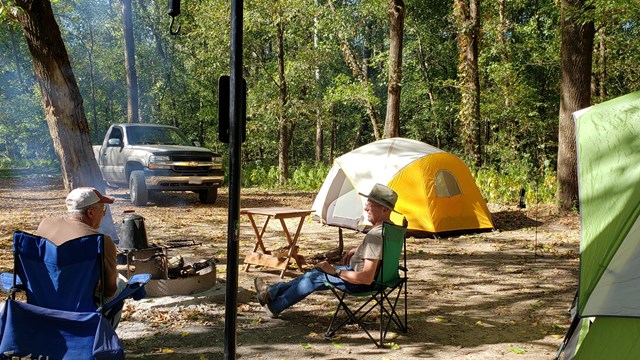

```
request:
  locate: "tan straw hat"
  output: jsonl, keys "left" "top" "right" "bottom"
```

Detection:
{"left": 359, "top": 183, "right": 401, "bottom": 213}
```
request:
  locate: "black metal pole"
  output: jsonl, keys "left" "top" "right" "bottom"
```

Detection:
{"left": 224, "top": 0, "right": 243, "bottom": 358}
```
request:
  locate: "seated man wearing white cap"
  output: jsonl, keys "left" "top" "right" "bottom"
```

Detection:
{"left": 37, "top": 187, "right": 127, "bottom": 328}
{"left": 254, "top": 183, "right": 399, "bottom": 318}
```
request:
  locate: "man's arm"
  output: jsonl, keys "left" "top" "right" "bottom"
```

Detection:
{"left": 103, "top": 237, "right": 118, "bottom": 297}
{"left": 339, "top": 258, "right": 378, "bottom": 284}
{"left": 316, "top": 258, "right": 379, "bottom": 285}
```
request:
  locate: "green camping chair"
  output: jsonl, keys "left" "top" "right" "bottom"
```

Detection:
{"left": 323, "top": 219, "right": 409, "bottom": 348}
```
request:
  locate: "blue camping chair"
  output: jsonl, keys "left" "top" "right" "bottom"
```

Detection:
{"left": 0, "top": 231, "right": 151, "bottom": 359}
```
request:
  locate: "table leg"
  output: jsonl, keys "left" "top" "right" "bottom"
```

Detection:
{"left": 244, "top": 214, "right": 271, "bottom": 272}
{"left": 278, "top": 216, "right": 307, "bottom": 277}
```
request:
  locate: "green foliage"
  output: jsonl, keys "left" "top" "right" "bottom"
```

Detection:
{"left": 243, "top": 162, "right": 280, "bottom": 189}
{"left": 243, "top": 161, "right": 330, "bottom": 191}
{"left": 474, "top": 162, "right": 557, "bottom": 205}
{"left": 286, "top": 162, "right": 330, "bottom": 190}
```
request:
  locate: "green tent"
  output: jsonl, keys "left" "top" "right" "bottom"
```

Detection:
{"left": 558, "top": 91, "right": 640, "bottom": 359}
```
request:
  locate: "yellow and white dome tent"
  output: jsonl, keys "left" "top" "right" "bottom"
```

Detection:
{"left": 312, "top": 138, "right": 494, "bottom": 235}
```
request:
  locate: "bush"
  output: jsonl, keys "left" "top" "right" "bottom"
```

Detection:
{"left": 242, "top": 161, "right": 330, "bottom": 191}
{"left": 286, "top": 162, "right": 330, "bottom": 191}
{"left": 242, "top": 161, "right": 280, "bottom": 189}
{"left": 474, "top": 163, "right": 556, "bottom": 205}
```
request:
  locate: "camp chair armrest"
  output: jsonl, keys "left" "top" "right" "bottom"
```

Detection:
{"left": 316, "top": 267, "right": 344, "bottom": 286}
{"left": 398, "top": 265, "right": 407, "bottom": 272}
{"left": 0, "top": 272, "right": 22, "bottom": 293}
{"left": 103, "top": 273, "right": 152, "bottom": 310}
{"left": 129, "top": 273, "right": 152, "bottom": 285}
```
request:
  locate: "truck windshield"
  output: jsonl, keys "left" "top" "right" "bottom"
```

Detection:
{"left": 126, "top": 126, "right": 192, "bottom": 146}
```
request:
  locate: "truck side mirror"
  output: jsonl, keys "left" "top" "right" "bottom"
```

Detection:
{"left": 108, "top": 138, "right": 122, "bottom": 147}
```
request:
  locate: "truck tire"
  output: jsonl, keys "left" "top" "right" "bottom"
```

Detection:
{"left": 198, "top": 188, "right": 218, "bottom": 204}
{"left": 129, "top": 170, "right": 148, "bottom": 206}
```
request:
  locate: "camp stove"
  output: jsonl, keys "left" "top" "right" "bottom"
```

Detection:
{"left": 116, "top": 213, "right": 216, "bottom": 297}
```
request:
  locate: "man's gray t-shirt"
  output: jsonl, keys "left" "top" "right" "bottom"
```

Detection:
{"left": 349, "top": 224, "right": 383, "bottom": 272}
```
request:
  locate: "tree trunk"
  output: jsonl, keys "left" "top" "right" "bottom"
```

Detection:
{"left": 384, "top": 0, "right": 405, "bottom": 138}
{"left": 594, "top": 27, "right": 606, "bottom": 103}
{"left": 454, "top": 0, "right": 482, "bottom": 167}
{"left": 121, "top": 0, "right": 140, "bottom": 123}
{"left": 314, "top": 0, "right": 324, "bottom": 163}
{"left": 13, "top": 0, "right": 121, "bottom": 241}
{"left": 316, "top": 116, "right": 323, "bottom": 163}
{"left": 498, "top": 0, "right": 511, "bottom": 108}
{"left": 276, "top": 19, "right": 293, "bottom": 186}
{"left": 79, "top": 26, "right": 99, "bottom": 138}
{"left": 330, "top": 116, "right": 336, "bottom": 164}
{"left": 14, "top": 0, "right": 105, "bottom": 192}
{"left": 557, "top": 0, "right": 595, "bottom": 210}
{"left": 599, "top": 31, "right": 606, "bottom": 102}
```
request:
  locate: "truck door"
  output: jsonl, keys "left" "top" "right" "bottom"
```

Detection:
{"left": 100, "top": 126, "right": 127, "bottom": 184}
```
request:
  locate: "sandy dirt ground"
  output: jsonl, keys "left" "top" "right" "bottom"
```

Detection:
{"left": 0, "top": 177, "right": 580, "bottom": 359}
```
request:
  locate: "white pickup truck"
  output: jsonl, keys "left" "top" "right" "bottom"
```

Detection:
{"left": 93, "top": 123, "right": 224, "bottom": 206}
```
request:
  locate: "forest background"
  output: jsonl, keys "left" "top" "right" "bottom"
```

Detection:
{"left": 0, "top": 0, "right": 639, "bottom": 206}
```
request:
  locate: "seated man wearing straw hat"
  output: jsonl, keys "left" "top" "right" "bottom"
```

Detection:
{"left": 254, "top": 183, "right": 399, "bottom": 318}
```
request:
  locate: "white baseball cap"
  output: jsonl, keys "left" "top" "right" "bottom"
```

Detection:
{"left": 66, "top": 187, "right": 115, "bottom": 211}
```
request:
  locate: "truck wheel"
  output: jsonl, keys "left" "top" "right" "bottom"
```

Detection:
{"left": 199, "top": 188, "right": 218, "bottom": 204}
{"left": 129, "top": 170, "right": 148, "bottom": 206}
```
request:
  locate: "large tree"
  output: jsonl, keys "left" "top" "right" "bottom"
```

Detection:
{"left": 9, "top": 0, "right": 120, "bottom": 239}
{"left": 454, "top": 0, "right": 482, "bottom": 167}
{"left": 557, "top": 0, "right": 594, "bottom": 210}
{"left": 383, "top": 0, "right": 406, "bottom": 138}
{"left": 11, "top": 0, "right": 105, "bottom": 191}
{"left": 121, "top": 0, "right": 140, "bottom": 123}
{"left": 276, "top": 8, "right": 293, "bottom": 186}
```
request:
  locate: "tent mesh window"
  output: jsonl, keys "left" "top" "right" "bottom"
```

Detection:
{"left": 434, "top": 170, "right": 462, "bottom": 197}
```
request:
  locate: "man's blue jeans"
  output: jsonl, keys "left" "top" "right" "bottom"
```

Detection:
{"left": 267, "top": 265, "right": 374, "bottom": 314}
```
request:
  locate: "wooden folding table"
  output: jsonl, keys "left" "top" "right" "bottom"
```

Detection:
{"left": 241, "top": 207, "right": 313, "bottom": 278}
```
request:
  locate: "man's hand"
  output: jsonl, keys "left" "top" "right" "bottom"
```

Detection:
{"left": 315, "top": 261, "right": 338, "bottom": 276}
{"left": 342, "top": 248, "right": 356, "bottom": 265}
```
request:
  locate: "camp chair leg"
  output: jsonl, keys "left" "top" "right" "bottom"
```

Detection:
{"left": 325, "top": 289, "right": 389, "bottom": 347}
{"left": 325, "top": 290, "right": 349, "bottom": 338}
{"left": 325, "top": 289, "right": 374, "bottom": 337}
{"left": 381, "top": 280, "right": 408, "bottom": 333}
{"left": 324, "top": 288, "right": 407, "bottom": 347}
{"left": 325, "top": 291, "right": 406, "bottom": 348}
{"left": 370, "top": 281, "right": 408, "bottom": 347}
{"left": 402, "top": 280, "right": 408, "bottom": 331}
{"left": 325, "top": 289, "right": 377, "bottom": 338}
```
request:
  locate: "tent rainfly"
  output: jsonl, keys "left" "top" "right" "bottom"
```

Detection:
{"left": 311, "top": 138, "right": 494, "bottom": 235}
{"left": 557, "top": 91, "right": 640, "bottom": 360}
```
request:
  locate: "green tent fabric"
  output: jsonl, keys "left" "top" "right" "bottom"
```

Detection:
{"left": 574, "top": 318, "right": 640, "bottom": 359}
{"left": 559, "top": 91, "right": 640, "bottom": 359}
{"left": 575, "top": 91, "right": 640, "bottom": 317}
